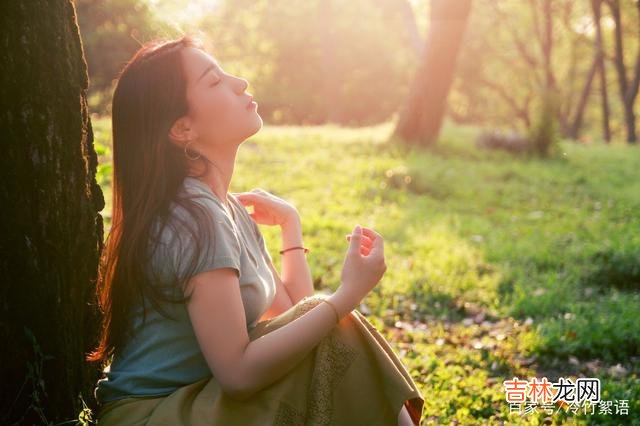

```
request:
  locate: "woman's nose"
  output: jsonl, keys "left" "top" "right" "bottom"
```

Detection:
{"left": 235, "top": 76, "right": 249, "bottom": 93}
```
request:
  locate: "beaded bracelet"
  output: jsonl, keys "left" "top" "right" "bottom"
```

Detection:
{"left": 279, "top": 246, "right": 309, "bottom": 255}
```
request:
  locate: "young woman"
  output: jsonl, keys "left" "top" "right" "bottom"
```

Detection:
{"left": 88, "top": 34, "right": 424, "bottom": 425}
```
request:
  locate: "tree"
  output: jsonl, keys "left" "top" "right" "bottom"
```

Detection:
{"left": 593, "top": 0, "right": 612, "bottom": 142}
{"left": 393, "top": 0, "right": 472, "bottom": 147}
{"left": 606, "top": 0, "right": 639, "bottom": 144}
{"left": 0, "top": 0, "right": 103, "bottom": 423}
{"left": 567, "top": 0, "right": 610, "bottom": 141}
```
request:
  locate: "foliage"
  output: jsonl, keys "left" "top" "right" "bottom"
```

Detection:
{"left": 78, "top": 0, "right": 418, "bottom": 124}
{"left": 527, "top": 90, "right": 562, "bottom": 158}
{"left": 76, "top": 0, "right": 640, "bottom": 141}
{"left": 75, "top": 0, "right": 179, "bottom": 114}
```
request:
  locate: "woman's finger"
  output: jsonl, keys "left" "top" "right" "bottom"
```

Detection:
{"left": 361, "top": 227, "right": 382, "bottom": 241}
{"left": 346, "top": 233, "right": 373, "bottom": 248}
{"left": 346, "top": 233, "right": 372, "bottom": 242}
{"left": 367, "top": 231, "right": 384, "bottom": 258}
{"left": 235, "top": 192, "right": 262, "bottom": 205}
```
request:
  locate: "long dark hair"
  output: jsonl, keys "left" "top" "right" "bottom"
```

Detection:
{"left": 86, "top": 34, "right": 220, "bottom": 365}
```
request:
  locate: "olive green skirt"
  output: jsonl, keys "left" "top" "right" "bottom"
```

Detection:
{"left": 97, "top": 294, "right": 424, "bottom": 425}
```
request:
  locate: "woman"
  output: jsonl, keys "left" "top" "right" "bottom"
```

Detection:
{"left": 88, "top": 34, "right": 424, "bottom": 425}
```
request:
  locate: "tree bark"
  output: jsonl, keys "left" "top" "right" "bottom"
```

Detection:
{"left": 607, "top": 0, "right": 638, "bottom": 143}
{"left": 541, "top": 0, "right": 557, "bottom": 92}
{"left": 593, "top": 0, "right": 611, "bottom": 142}
{"left": 393, "top": 0, "right": 472, "bottom": 147}
{"left": 0, "top": 1, "right": 104, "bottom": 423}
{"left": 568, "top": 54, "right": 598, "bottom": 140}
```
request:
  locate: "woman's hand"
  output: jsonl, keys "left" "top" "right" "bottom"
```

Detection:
{"left": 234, "top": 189, "right": 299, "bottom": 227}
{"left": 331, "top": 225, "right": 387, "bottom": 317}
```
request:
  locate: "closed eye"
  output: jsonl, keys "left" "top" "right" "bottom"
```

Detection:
{"left": 209, "top": 79, "right": 221, "bottom": 87}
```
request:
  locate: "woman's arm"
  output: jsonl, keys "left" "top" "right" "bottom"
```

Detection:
{"left": 257, "top": 214, "right": 313, "bottom": 322}
{"left": 235, "top": 190, "right": 313, "bottom": 304}
{"left": 258, "top": 262, "right": 294, "bottom": 322}
{"left": 186, "top": 267, "right": 355, "bottom": 401}
{"left": 277, "top": 214, "right": 314, "bottom": 304}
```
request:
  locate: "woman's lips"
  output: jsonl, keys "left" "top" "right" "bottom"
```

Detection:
{"left": 246, "top": 96, "right": 257, "bottom": 109}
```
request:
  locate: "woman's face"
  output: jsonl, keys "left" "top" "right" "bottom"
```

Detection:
{"left": 179, "top": 46, "right": 262, "bottom": 149}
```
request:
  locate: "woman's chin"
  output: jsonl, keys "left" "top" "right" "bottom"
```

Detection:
{"left": 250, "top": 113, "right": 263, "bottom": 133}
{"left": 242, "top": 115, "right": 263, "bottom": 140}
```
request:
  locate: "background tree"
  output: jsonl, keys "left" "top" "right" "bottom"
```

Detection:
{"left": 75, "top": 0, "right": 171, "bottom": 115}
{"left": 592, "top": 0, "right": 612, "bottom": 142}
{"left": 73, "top": 0, "right": 638, "bottom": 143}
{"left": 568, "top": 1, "right": 601, "bottom": 140}
{"left": 393, "top": 0, "right": 472, "bottom": 147}
{"left": 0, "top": 0, "right": 103, "bottom": 423}
{"left": 606, "top": 0, "right": 639, "bottom": 144}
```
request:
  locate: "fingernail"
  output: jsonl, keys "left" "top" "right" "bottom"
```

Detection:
{"left": 354, "top": 225, "right": 361, "bottom": 234}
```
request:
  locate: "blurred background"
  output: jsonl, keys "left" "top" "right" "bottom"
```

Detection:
{"left": 75, "top": 0, "right": 638, "bottom": 142}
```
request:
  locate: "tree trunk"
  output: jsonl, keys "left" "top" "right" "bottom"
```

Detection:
{"left": 0, "top": 1, "right": 104, "bottom": 423}
{"left": 393, "top": 0, "right": 472, "bottom": 147}
{"left": 562, "top": 0, "right": 612, "bottom": 143}
{"left": 607, "top": 0, "right": 638, "bottom": 144}
{"left": 593, "top": 0, "right": 611, "bottom": 142}
{"left": 540, "top": 0, "right": 557, "bottom": 93}
{"left": 568, "top": 54, "right": 598, "bottom": 140}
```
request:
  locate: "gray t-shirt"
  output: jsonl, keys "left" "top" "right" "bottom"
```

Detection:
{"left": 147, "top": 176, "right": 276, "bottom": 325}
{"left": 94, "top": 176, "right": 276, "bottom": 404}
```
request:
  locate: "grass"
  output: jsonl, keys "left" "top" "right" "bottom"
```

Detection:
{"left": 92, "top": 116, "right": 640, "bottom": 425}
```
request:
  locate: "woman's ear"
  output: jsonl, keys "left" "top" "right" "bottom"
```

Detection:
{"left": 168, "top": 116, "right": 196, "bottom": 148}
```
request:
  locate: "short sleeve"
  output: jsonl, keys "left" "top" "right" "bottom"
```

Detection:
{"left": 148, "top": 196, "right": 242, "bottom": 291}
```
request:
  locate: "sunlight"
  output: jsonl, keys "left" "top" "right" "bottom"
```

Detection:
{"left": 148, "top": 0, "right": 221, "bottom": 25}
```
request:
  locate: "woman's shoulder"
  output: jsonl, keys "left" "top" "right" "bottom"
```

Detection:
{"left": 147, "top": 178, "right": 243, "bottom": 283}
{"left": 153, "top": 178, "right": 233, "bottom": 243}
{"left": 171, "top": 177, "right": 230, "bottom": 219}
{"left": 180, "top": 177, "right": 223, "bottom": 205}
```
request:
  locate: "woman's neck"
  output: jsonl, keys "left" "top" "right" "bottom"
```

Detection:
{"left": 191, "top": 147, "right": 237, "bottom": 210}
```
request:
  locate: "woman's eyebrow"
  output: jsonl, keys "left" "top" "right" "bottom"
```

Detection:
{"left": 196, "top": 64, "right": 216, "bottom": 83}
{"left": 196, "top": 61, "right": 220, "bottom": 83}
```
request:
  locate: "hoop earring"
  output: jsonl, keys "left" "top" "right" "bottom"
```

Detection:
{"left": 184, "top": 140, "right": 201, "bottom": 161}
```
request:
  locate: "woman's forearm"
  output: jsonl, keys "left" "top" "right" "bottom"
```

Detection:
{"left": 234, "top": 287, "right": 354, "bottom": 400}
{"left": 279, "top": 215, "right": 314, "bottom": 303}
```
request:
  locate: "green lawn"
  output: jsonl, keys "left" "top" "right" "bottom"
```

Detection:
{"left": 93, "top": 117, "right": 640, "bottom": 425}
